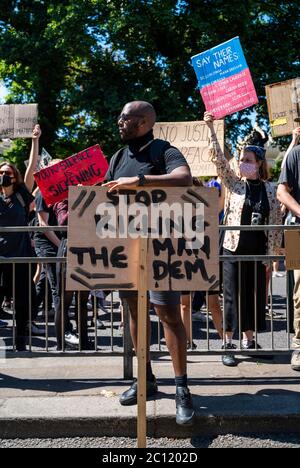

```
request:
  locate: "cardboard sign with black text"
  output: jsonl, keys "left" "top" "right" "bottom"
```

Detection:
{"left": 67, "top": 186, "right": 219, "bottom": 292}
{"left": 153, "top": 121, "right": 224, "bottom": 177}
{"left": 266, "top": 78, "right": 300, "bottom": 137}
{"left": 0, "top": 104, "right": 38, "bottom": 139}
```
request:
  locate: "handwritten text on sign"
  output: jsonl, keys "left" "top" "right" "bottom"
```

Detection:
{"left": 0, "top": 104, "right": 38, "bottom": 139}
{"left": 34, "top": 145, "right": 109, "bottom": 207}
{"left": 191, "top": 37, "right": 258, "bottom": 119}
{"left": 67, "top": 186, "right": 219, "bottom": 292}
{"left": 154, "top": 121, "right": 224, "bottom": 177}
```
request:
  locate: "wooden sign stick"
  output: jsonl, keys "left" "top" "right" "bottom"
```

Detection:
{"left": 137, "top": 237, "right": 148, "bottom": 448}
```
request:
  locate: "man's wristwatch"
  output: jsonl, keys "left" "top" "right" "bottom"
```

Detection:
{"left": 138, "top": 172, "right": 146, "bottom": 186}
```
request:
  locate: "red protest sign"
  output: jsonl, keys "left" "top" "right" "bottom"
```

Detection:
{"left": 34, "top": 144, "right": 109, "bottom": 206}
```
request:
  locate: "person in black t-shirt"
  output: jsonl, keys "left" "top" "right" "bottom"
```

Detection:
{"left": 103, "top": 101, "right": 195, "bottom": 426}
{"left": 0, "top": 125, "right": 41, "bottom": 351}
{"left": 278, "top": 127, "right": 300, "bottom": 371}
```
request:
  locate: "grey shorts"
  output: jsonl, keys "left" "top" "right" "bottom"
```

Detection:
{"left": 119, "top": 290, "right": 181, "bottom": 306}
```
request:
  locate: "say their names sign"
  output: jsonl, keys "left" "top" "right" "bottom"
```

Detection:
{"left": 266, "top": 78, "right": 300, "bottom": 137}
{"left": 67, "top": 186, "right": 219, "bottom": 292}
{"left": 191, "top": 37, "right": 258, "bottom": 119}
{"left": 34, "top": 145, "right": 109, "bottom": 207}
{"left": 0, "top": 104, "right": 38, "bottom": 139}
{"left": 154, "top": 120, "right": 224, "bottom": 177}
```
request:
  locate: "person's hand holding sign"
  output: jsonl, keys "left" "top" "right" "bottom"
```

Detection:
{"left": 103, "top": 176, "right": 139, "bottom": 192}
{"left": 32, "top": 124, "right": 42, "bottom": 139}
{"left": 292, "top": 127, "right": 300, "bottom": 144}
{"left": 203, "top": 111, "right": 215, "bottom": 127}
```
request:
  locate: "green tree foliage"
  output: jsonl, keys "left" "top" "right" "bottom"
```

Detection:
{"left": 0, "top": 0, "right": 299, "bottom": 171}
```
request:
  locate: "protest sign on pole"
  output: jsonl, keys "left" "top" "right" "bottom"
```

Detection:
{"left": 0, "top": 104, "right": 38, "bottom": 139}
{"left": 67, "top": 185, "right": 219, "bottom": 448}
{"left": 34, "top": 145, "right": 109, "bottom": 207}
{"left": 191, "top": 37, "right": 258, "bottom": 119}
{"left": 266, "top": 78, "right": 300, "bottom": 137}
{"left": 67, "top": 186, "right": 219, "bottom": 292}
{"left": 154, "top": 120, "right": 224, "bottom": 177}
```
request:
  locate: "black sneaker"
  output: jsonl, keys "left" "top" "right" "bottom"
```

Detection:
{"left": 221, "top": 343, "right": 238, "bottom": 367}
{"left": 16, "top": 337, "right": 27, "bottom": 352}
{"left": 241, "top": 340, "right": 273, "bottom": 360}
{"left": 175, "top": 387, "right": 195, "bottom": 426}
{"left": 119, "top": 377, "right": 158, "bottom": 406}
{"left": 187, "top": 341, "right": 197, "bottom": 351}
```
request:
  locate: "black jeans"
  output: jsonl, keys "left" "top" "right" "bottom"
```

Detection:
{"left": 223, "top": 248, "right": 267, "bottom": 334}
{"left": 0, "top": 263, "right": 37, "bottom": 339}
{"left": 35, "top": 243, "right": 59, "bottom": 310}
{"left": 55, "top": 239, "right": 89, "bottom": 350}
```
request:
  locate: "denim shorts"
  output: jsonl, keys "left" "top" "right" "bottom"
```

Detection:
{"left": 119, "top": 290, "right": 181, "bottom": 306}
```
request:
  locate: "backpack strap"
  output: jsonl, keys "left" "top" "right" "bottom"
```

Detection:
{"left": 108, "top": 147, "right": 126, "bottom": 180}
{"left": 15, "top": 191, "right": 30, "bottom": 221}
{"left": 149, "top": 139, "right": 171, "bottom": 175}
{"left": 15, "top": 191, "right": 26, "bottom": 208}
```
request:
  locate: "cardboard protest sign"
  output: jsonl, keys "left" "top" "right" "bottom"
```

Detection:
{"left": 0, "top": 104, "right": 38, "bottom": 139}
{"left": 154, "top": 120, "right": 224, "bottom": 177}
{"left": 34, "top": 145, "right": 109, "bottom": 207}
{"left": 67, "top": 186, "right": 219, "bottom": 292}
{"left": 285, "top": 230, "right": 300, "bottom": 270}
{"left": 266, "top": 78, "right": 300, "bottom": 137}
{"left": 191, "top": 37, "right": 258, "bottom": 119}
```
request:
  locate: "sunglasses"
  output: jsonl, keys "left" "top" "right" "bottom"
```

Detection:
{"left": 118, "top": 113, "right": 144, "bottom": 122}
{"left": 0, "top": 170, "right": 14, "bottom": 177}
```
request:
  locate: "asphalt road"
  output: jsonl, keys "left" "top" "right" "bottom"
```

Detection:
{"left": 1, "top": 434, "right": 300, "bottom": 448}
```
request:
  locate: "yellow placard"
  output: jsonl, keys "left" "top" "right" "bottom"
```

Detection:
{"left": 270, "top": 117, "right": 288, "bottom": 127}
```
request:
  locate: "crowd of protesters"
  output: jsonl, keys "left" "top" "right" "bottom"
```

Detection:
{"left": 1, "top": 101, "right": 300, "bottom": 426}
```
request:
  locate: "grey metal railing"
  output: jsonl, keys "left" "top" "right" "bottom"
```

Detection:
{"left": 0, "top": 225, "right": 297, "bottom": 380}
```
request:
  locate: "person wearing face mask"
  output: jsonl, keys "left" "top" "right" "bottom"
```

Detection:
{"left": 0, "top": 124, "right": 41, "bottom": 351}
{"left": 204, "top": 112, "right": 282, "bottom": 367}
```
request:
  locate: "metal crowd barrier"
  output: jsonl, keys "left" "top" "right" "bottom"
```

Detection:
{"left": 0, "top": 225, "right": 298, "bottom": 380}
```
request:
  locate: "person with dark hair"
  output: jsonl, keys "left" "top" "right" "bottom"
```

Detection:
{"left": 0, "top": 125, "right": 41, "bottom": 351}
{"left": 103, "top": 101, "right": 195, "bottom": 426}
{"left": 204, "top": 112, "right": 282, "bottom": 366}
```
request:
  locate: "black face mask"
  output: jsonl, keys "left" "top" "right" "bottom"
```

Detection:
{"left": 0, "top": 174, "right": 13, "bottom": 187}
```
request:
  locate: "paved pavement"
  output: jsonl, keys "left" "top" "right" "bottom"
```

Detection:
{"left": 0, "top": 353, "right": 300, "bottom": 439}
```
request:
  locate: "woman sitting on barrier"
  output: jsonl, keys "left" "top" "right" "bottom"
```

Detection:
{"left": 204, "top": 112, "right": 282, "bottom": 367}
{"left": 0, "top": 125, "right": 41, "bottom": 351}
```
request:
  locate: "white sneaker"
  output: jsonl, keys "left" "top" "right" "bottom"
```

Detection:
{"left": 64, "top": 332, "right": 79, "bottom": 347}
{"left": 272, "top": 272, "right": 285, "bottom": 278}
{"left": 291, "top": 350, "right": 300, "bottom": 371}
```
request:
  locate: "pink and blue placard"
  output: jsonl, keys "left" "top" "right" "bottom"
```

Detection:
{"left": 191, "top": 37, "right": 258, "bottom": 119}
